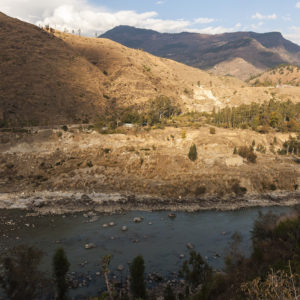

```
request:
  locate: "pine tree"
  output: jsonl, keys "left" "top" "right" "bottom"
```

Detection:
{"left": 53, "top": 248, "right": 70, "bottom": 300}
{"left": 188, "top": 144, "right": 197, "bottom": 161}
{"left": 130, "top": 256, "right": 146, "bottom": 299}
{"left": 164, "top": 284, "right": 176, "bottom": 300}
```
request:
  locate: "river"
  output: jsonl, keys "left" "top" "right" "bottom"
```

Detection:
{"left": 0, "top": 206, "right": 293, "bottom": 298}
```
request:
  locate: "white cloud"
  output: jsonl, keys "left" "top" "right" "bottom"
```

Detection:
{"left": 284, "top": 26, "right": 300, "bottom": 45}
{"left": 296, "top": 2, "right": 300, "bottom": 8}
{"left": 186, "top": 23, "right": 242, "bottom": 35}
{"left": 252, "top": 12, "right": 277, "bottom": 20}
{"left": 156, "top": 1, "right": 165, "bottom": 5}
{"left": 194, "top": 18, "right": 214, "bottom": 24}
{"left": 250, "top": 22, "right": 264, "bottom": 30}
{"left": 0, "top": 0, "right": 193, "bottom": 35}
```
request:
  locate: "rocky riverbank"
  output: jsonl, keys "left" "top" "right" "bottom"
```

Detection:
{"left": 1, "top": 190, "right": 300, "bottom": 215}
{"left": 1, "top": 126, "right": 300, "bottom": 215}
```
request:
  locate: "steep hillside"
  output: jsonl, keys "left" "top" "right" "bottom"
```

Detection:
{"left": 0, "top": 12, "right": 108, "bottom": 126}
{"left": 249, "top": 65, "right": 300, "bottom": 87}
{"left": 55, "top": 31, "right": 277, "bottom": 113}
{"left": 209, "top": 58, "right": 264, "bottom": 81}
{"left": 1, "top": 12, "right": 300, "bottom": 128}
{"left": 101, "top": 26, "right": 300, "bottom": 80}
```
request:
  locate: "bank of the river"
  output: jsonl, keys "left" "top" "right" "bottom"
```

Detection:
{"left": 1, "top": 127, "right": 300, "bottom": 204}
{"left": 0, "top": 190, "right": 300, "bottom": 215}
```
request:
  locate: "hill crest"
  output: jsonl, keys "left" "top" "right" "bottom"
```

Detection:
{"left": 101, "top": 26, "right": 300, "bottom": 80}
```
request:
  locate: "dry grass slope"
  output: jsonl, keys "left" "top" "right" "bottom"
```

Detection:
{"left": 249, "top": 65, "right": 300, "bottom": 87}
{"left": 1, "top": 12, "right": 300, "bottom": 126}
{"left": 0, "top": 12, "right": 108, "bottom": 126}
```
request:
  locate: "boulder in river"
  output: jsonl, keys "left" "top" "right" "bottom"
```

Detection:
{"left": 122, "top": 226, "right": 128, "bottom": 231}
{"left": 133, "top": 217, "right": 142, "bottom": 223}
{"left": 168, "top": 213, "right": 176, "bottom": 219}
{"left": 84, "top": 243, "right": 96, "bottom": 249}
{"left": 186, "top": 242, "right": 194, "bottom": 250}
{"left": 117, "top": 265, "right": 124, "bottom": 271}
{"left": 88, "top": 216, "right": 99, "bottom": 223}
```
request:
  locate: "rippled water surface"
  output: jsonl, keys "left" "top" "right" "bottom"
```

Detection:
{"left": 0, "top": 206, "right": 293, "bottom": 298}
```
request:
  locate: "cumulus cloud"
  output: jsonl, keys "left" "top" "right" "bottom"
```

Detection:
{"left": 0, "top": 0, "right": 193, "bottom": 35}
{"left": 186, "top": 23, "right": 242, "bottom": 35}
{"left": 194, "top": 18, "right": 214, "bottom": 24}
{"left": 296, "top": 2, "right": 300, "bottom": 8}
{"left": 250, "top": 21, "right": 264, "bottom": 30}
{"left": 252, "top": 12, "right": 277, "bottom": 20}
{"left": 285, "top": 26, "right": 300, "bottom": 45}
{"left": 0, "top": 0, "right": 243, "bottom": 36}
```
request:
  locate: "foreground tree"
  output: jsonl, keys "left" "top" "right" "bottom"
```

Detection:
{"left": 164, "top": 284, "right": 176, "bottom": 300}
{"left": 101, "top": 254, "right": 114, "bottom": 300}
{"left": 179, "top": 250, "right": 212, "bottom": 293}
{"left": 241, "top": 266, "right": 300, "bottom": 300}
{"left": 188, "top": 144, "right": 197, "bottom": 161}
{"left": 130, "top": 255, "right": 146, "bottom": 299}
{"left": 0, "top": 245, "right": 49, "bottom": 300}
{"left": 53, "top": 248, "right": 70, "bottom": 300}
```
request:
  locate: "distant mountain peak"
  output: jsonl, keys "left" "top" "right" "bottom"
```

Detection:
{"left": 100, "top": 26, "right": 300, "bottom": 79}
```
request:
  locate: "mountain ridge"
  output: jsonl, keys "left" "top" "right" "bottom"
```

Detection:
{"left": 101, "top": 26, "right": 300, "bottom": 79}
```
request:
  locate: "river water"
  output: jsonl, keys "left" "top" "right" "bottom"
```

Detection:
{"left": 0, "top": 206, "right": 293, "bottom": 298}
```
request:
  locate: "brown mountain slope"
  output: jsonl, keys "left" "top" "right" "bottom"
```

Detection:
{"left": 0, "top": 12, "right": 108, "bottom": 126}
{"left": 101, "top": 26, "right": 300, "bottom": 80}
{"left": 1, "top": 13, "right": 300, "bottom": 127}
{"left": 249, "top": 65, "right": 300, "bottom": 87}
{"left": 209, "top": 58, "right": 264, "bottom": 81}
{"left": 55, "top": 31, "right": 276, "bottom": 113}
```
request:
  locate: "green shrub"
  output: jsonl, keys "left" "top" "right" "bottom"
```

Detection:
{"left": 209, "top": 127, "right": 216, "bottom": 134}
{"left": 195, "top": 186, "right": 206, "bottom": 196}
{"left": 238, "top": 146, "right": 257, "bottom": 163}
{"left": 188, "top": 144, "right": 197, "bottom": 161}
{"left": 256, "top": 144, "right": 266, "bottom": 153}
{"left": 232, "top": 183, "right": 247, "bottom": 196}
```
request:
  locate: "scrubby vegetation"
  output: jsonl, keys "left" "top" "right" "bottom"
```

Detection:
{"left": 278, "top": 135, "right": 300, "bottom": 155}
{"left": 209, "top": 99, "right": 300, "bottom": 133}
{"left": 94, "top": 95, "right": 181, "bottom": 132}
{"left": 237, "top": 146, "right": 257, "bottom": 163}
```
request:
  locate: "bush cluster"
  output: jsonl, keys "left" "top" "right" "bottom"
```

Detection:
{"left": 237, "top": 146, "right": 257, "bottom": 163}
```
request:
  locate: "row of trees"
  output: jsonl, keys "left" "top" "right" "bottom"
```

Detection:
{"left": 95, "top": 95, "right": 181, "bottom": 131}
{"left": 208, "top": 99, "right": 300, "bottom": 133}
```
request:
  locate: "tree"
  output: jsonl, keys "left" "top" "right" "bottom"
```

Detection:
{"left": 130, "top": 255, "right": 146, "bottom": 299}
{"left": 241, "top": 266, "right": 300, "bottom": 300}
{"left": 179, "top": 250, "right": 212, "bottom": 292}
{"left": 101, "top": 255, "right": 113, "bottom": 300}
{"left": 0, "top": 245, "right": 49, "bottom": 300}
{"left": 164, "top": 284, "right": 176, "bottom": 300}
{"left": 53, "top": 248, "right": 70, "bottom": 300}
{"left": 188, "top": 144, "right": 197, "bottom": 161}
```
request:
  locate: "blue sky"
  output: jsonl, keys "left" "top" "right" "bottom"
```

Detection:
{"left": 1, "top": 0, "right": 300, "bottom": 44}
